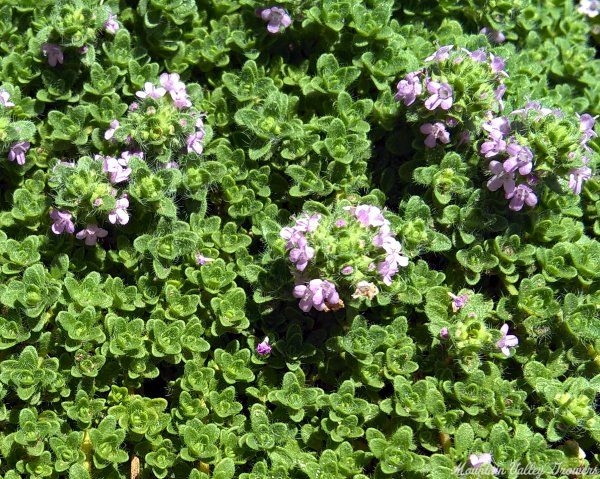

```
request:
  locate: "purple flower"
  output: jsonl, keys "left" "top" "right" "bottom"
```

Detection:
{"left": 424, "top": 45, "right": 453, "bottom": 62}
{"left": 160, "top": 73, "right": 185, "bottom": 93}
{"left": 578, "top": 0, "right": 600, "bottom": 17}
{"left": 503, "top": 142, "right": 533, "bottom": 175}
{"left": 256, "top": 336, "right": 272, "bottom": 355}
{"left": 258, "top": 6, "right": 292, "bottom": 34}
{"left": 424, "top": 81, "right": 453, "bottom": 110}
{"left": 494, "top": 84, "right": 507, "bottom": 109}
{"left": 506, "top": 184, "right": 537, "bottom": 211}
{"left": 42, "top": 43, "right": 64, "bottom": 67}
{"left": 568, "top": 166, "right": 593, "bottom": 195}
{"left": 579, "top": 113, "right": 597, "bottom": 132}
{"left": 466, "top": 48, "right": 487, "bottom": 62}
{"left": 578, "top": 112, "right": 598, "bottom": 145}
{"left": 288, "top": 235, "right": 315, "bottom": 271}
{"left": 469, "top": 453, "right": 493, "bottom": 468}
{"left": 354, "top": 205, "right": 387, "bottom": 227}
{"left": 480, "top": 27, "right": 506, "bottom": 43}
{"left": 489, "top": 54, "right": 506, "bottom": 74}
{"left": 186, "top": 130, "right": 205, "bottom": 154}
{"left": 135, "top": 82, "right": 166, "bottom": 100}
{"left": 171, "top": 89, "right": 192, "bottom": 109}
{"left": 341, "top": 265, "right": 354, "bottom": 275}
{"left": 108, "top": 196, "right": 129, "bottom": 225}
{"left": 293, "top": 279, "right": 340, "bottom": 312}
{"left": 294, "top": 213, "right": 321, "bottom": 232}
{"left": 457, "top": 130, "right": 471, "bottom": 146}
{"left": 8, "top": 141, "right": 30, "bottom": 165}
{"left": 76, "top": 224, "right": 108, "bottom": 246}
{"left": 334, "top": 218, "right": 347, "bottom": 228}
{"left": 394, "top": 72, "right": 422, "bottom": 106}
{"left": 104, "top": 13, "right": 119, "bottom": 34}
{"left": 482, "top": 116, "right": 510, "bottom": 136}
{"left": 420, "top": 122, "right": 450, "bottom": 148}
{"left": 104, "top": 119, "right": 120, "bottom": 141}
{"left": 49, "top": 209, "right": 75, "bottom": 235}
{"left": 195, "top": 253, "right": 214, "bottom": 265}
{"left": 102, "top": 156, "right": 131, "bottom": 184}
{"left": 511, "top": 101, "right": 553, "bottom": 120}
{"left": 0, "top": 90, "right": 14, "bottom": 107}
{"left": 440, "top": 327, "right": 449, "bottom": 339}
{"left": 376, "top": 237, "right": 409, "bottom": 285}
{"left": 496, "top": 323, "right": 518, "bottom": 356}
{"left": 448, "top": 292, "right": 469, "bottom": 312}
{"left": 487, "top": 160, "right": 515, "bottom": 195}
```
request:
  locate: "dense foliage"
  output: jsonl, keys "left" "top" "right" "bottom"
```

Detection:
{"left": 1, "top": 0, "right": 600, "bottom": 478}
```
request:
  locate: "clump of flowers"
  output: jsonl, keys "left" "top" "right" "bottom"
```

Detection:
{"left": 105, "top": 72, "right": 208, "bottom": 164}
{"left": 394, "top": 44, "right": 507, "bottom": 149}
{"left": 479, "top": 105, "right": 596, "bottom": 211}
{"left": 280, "top": 201, "right": 410, "bottom": 312}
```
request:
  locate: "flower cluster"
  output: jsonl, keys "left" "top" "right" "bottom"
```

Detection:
{"left": 280, "top": 203, "right": 410, "bottom": 312}
{"left": 136, "top": 73, "right": 192, "bottom": 110}
{"left": 394, "top": 45, "right": 508, "bottom": 149}
{"left": 480, "top": 105, "right": 596, "bottom": 210}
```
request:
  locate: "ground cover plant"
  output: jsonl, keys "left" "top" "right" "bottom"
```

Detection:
{"left": 1, "top": 0, "right": 600, "bottom": 477}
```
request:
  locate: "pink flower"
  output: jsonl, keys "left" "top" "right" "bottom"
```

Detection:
{"left": 420, "top": 122, "right": 450, "bottom": 148}
{"left": 102, "top": 156, "right": 131, "bottom": 184}
{"left": 448, "top": 292, "right": 469, "bottom": 312}
{"left": 0, "top": 90, "right": 14, "bottom": 107}
{"left": 186, "top": 130, "right": 205, "bottom": 154}
{"left": 294, "top": 213, "right": 321, "bottom": 232}
{"left": 160, "top": 73, "right": 184, "bottom": 92}
{"left": 568, "top": 166, "right": 592, "bottom": 195}
{"left": 341, "top": 265, "right": 354, "bottom": 275}
{"left": 42, "top": 43, "right": 64, "bottom": 67}
{"left": 487, "top": 160, "right": 515, "bottom": 195}
{"left": 104, "top": 13, "right": 119, "bottom": 34}
{"left": 104, "top": 119, "right": 120, "bottom": 141}
{"left": 8, "top": 141, "right": 30, "bottom": 165}
{"left": 394, "top": 71, "right": 422, "bottom": 106}
{"left": 440, "top": 327, "right": 449, "bottom": 339}
{"left": 171, "top": 89, "right": 192, "bottom": 109}
{"left": 49, "top": 209, "right": 75, "bottom": 235}
{"left": 108, "top": 196, "right": 129, "bottom": 225}
{"left": 256, "top": 336, "right": 272, "bottom": 355}
{"left": 354, "top": 205, "right": 387, "bottom": 227}
{"left": 135, "top": 82, "right": 166, "bottom": 100}
{"left": 258, "top": 6, "right": 292, "bottom": 34}
{"left": 496, "top": 324, "right": 518, "bottom": 356}
{"left": 424, "top": 81, "right": 453, "bottom": 110}
{"left": 76, "top": 224, "right": 108, "bottom": 246}
{"left": 293, "top": 279, "right": 340, "bottom": 312}
{"left": 506, "top": 184, "right": 537, "bottom": 211}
